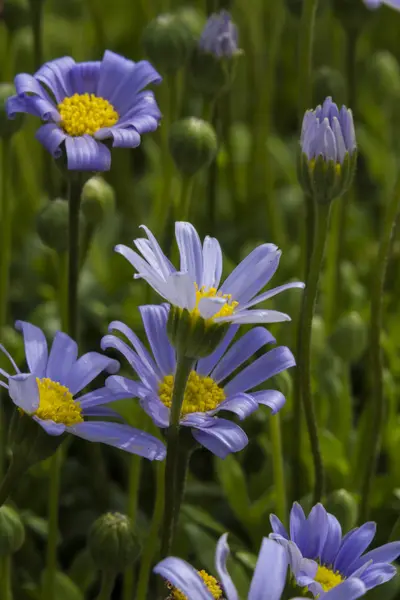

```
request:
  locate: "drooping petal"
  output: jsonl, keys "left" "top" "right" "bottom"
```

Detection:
{"left": 68, "top": 421, "right": 166, "bottom": 460}
{"left": 248, "top": 539, "right": 287, "bottom": 600}
{"left": 78, "top": 386, "right": 133, "bottom": 408}
{"left": 15, "top": 321, "right": 48, "bottom": 378}
{"left": 94, "top": 126, "right": 141, "bottom": 148}
{"left": 140, "top": 393, "right": 170, "bottom": 428}
{"left": 140, "top": 305, "right": 175, "bottom": 377}
{"left": 35, "top": 56, "right": 75, "bottom": 102}
{"left": 348, "top": 541, "right": 400, "bottom": 575}
{"left": 215, "top": 534, "right": 239, "bottom": 600}
{"left": 224, "top": 347, "right": 295, "bottom": 396}
{"left": 175, "top": 222, "right": 204, "bottom": 285}
{"left": 64, "top": 135, "right": 111, "bottom": 171}
{"left": 154, "top": 557, "right": 213, "bottom": 600}
{"left": 202, "top": 236, "right": 223, "bottom": 289}
{"left": 46, "top": 331, "right": 78, "bottom": 384}
{"left": 334, "top": 522, "right": 377, "bottom": 576}
{"left": 251, "top": 390, "right": 286, "bottom": 414}
{"left": 34, "top": 416, "right": 66, "bottom": 436}
{"left": 217, "top": 309, "right": 291, "bottom": 324}
{"left": 211, "top": 327, "right": 276, "bottom": 383}
{"left": 66, "top": 352, "right": 120, "bottom": 395}
{"left": 196, "top": 325, "right": 239, "bottom": 377}
{"left": 191, "top": 419, "right": 248, "bottom": 458}
{"left": 7, "top": 92, "right": 60, "bottom": 122}
{"left": 8, "top": 373, "right": 40, "bottom": 413}
{"left": 35, "top": 123, "right": 67, "bottom": 159}
{"left": 240, "top": 282, "right": 305, "bottom": 311}
{"left": 211, "top": 393, "right": 259, "bottom": 419}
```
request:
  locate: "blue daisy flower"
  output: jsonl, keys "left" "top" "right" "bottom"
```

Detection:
{"left": 6, "top": 50, "right": 162, "bottom": 171}
{"left": 199, "top": 10, "right": 239, "bottom": 58}
{"left": 154, "top": 533, "right": 366, "bottom": 599}
{"left": 0, "top": 321, "right": 166, "bottom": 460}
{"left": 103, "top": 304, "right": 295, "bottom": 458}
{"left": 116, "top": 222, "right": 304, "bottom": 327}
{"left": 270, "top": 502, "right": 400, "bottom": 596}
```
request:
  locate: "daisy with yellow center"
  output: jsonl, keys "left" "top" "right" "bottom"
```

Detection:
{"left": 158, "top": 372, "right": 226, "bottom": 416}
{"left": 167, "top": 570, "right": 222, "bottom": 600}
{"left": 58, "top": 93, "right": 119, "bottom": 137}
{"left": 314, "top": 565, "right": 344, "bottom": 592}
{"left": 34, "top": 378, "right": 83, "bottom": 426}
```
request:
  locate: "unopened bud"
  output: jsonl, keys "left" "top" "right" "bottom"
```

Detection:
{"left": 142, "top": 13, "right": 194, "bottom": 73}
{"left": 0, "top": 506, "right": 25, "bottom": 556}
{"left": 329, "top": 312, "right": 367, "bottom": 363}
{"left": 325, "top": 489, "right": 358, "bottom": 533}
{"left": 88, "top": 512, "right": 140, "bottom": 573}
{"left": 81, "top": 176, "right": 114, "bottom": 227}
{"left": 0, "top": 84, "right": 24, "bottom": 138}
{"left": 169, "top": 117, "right": 217, "bottom": 176}
{"left": 1, "top": 0, "right": 29, "bottom": 33}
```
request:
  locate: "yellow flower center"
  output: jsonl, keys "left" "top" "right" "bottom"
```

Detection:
{"left": 34, "top": 377, "right": 83, "bottom": 426}
{"left": 167, "top": 570, "right": 222, "bottom": 600}
{"left": 314, "top": 565, "right": 344, "bottom": 592}
{"left": 194, "top": 284, "right": 239, "bottom": 320}
{"left": 58, "top": 93, "right": 119, "bottom": 136}
{"left": 158, "top": 371, "right": 225, "bottom": 416}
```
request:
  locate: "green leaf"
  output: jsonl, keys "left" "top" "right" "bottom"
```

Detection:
{"left": 40, "top": 571, "right": 84, "bottom": 600}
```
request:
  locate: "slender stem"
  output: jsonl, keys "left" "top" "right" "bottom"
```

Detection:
{"left": 177, "top": 176, "right": 194, "bottom": 222}
{"left": 269, "top": 414, "right": 287, "bottom": 523}
{"left": 136, "top": 461, "right": 165, "bottom": 600}
{"left": 0, "top": 555, "right": 12, "bottom": 600}
{"left": 298, "top": 200, "right": 330, "bottom": 504}
{"left": 96, "top": 571, "right": 116, "bottom": 600}
{"left": 359, "top": 178, "right": 400, "bottom": 521}
{"left": 0, "top": 137, "right": 12, "bottom": 329}
{"left": 57, "top": 253, "right": 68, "bottom": 332}
{"left": 160, "top": 355, "right": 195, "bottom": 559}
{"left": 324, "top": 199, "right": 341, "bottom": 334}
{"left": 30, "top": 0, "right": 43, "bottom": 69}
{"left": 43, "top": 447, "right": 63, "bottom": 600}
{"left": 67, "top": 178, "right": 83, "bottom": 340}
{"left": 0, "top": 458, "right": 27, "bottom": 507}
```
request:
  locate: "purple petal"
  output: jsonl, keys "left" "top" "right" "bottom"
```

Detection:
{"left": 114, "top": 244, "right": 169, "bottom": 297}
{"left": 108, "top": 320, "right": 159, "bottom": 377}
{"left": 211, "top": 327, "right": 276, "bottom": 383}
{"left": 14, "top": 73, "right": 53, "bottom": 101}
{"left": 175, "top": 222, "right": 204, "bottom": 285}
{"left": 196, "top": 325, "right": 239, "bottom": 377}
{"left": 34, "top": 416, "right": 66, "bottom": 436}
{"left": 69, "top": 61, "right": 101, "bottom": 94}
{"left": 240, "top": 282, "right": 305, "bottom": 311}
{"left": 68, "top": 421, "right": 166, "bottom": 460}
{"left": 64, "top": 135, "right": 111, "bottom": 171}
{"left": 249, "top": 539, "right": 287, "bottom": 600}
{"left": 321, "top": 514, "right": 342, "bottom": 566}
{"left": 290, "top": 503, "right": 307, "bottom": 550}
{"left": 360, "top": 563, "right": 397, "bottom": 589}
{"left": 332, "top": 117, "right": 346, "bottom": 164}
{"left": 66, "top": 352, "right": 120, "bottom": 395}
{"left": 211, "top": 393, "right": 258, "bottom": 420}
{"left": 78, "top": 386, "right": 133, "bottom": 408}
{"left": 217, "top": 309, "right": 291, "bottom": 324}
{"left": 35, "top": 56, "right": 75, "bottom": 102}
{"left": 118, "top": 90, "right": 161, "bottom": 131}
{"left": 165, "top": 272, "right": 197, "bottom": 310}
{"left": 154, "top": 557, "right": 213, "bottom": 600}
{"left": 215, "top": 534, "right": 239, "bottom": 600}
{"left": 7, "top": 93, "right": 60, "bottom": 122}
{"left": 339, "top": 107, "right": 356, "bottom": 152}
{"left": 140, "top": 305, "right": 175, "bottom": 377}
{"left": 334, "top": 522, "right": 376, "bottom": 576}
{"left": 46, "top": 331, "right": 78, "bottom": 384}
{"left": 348, "top": 541, "right": 400, "bottom": 575}
{"left": 8, "top": 373, "right": 39, "bottom": 413}
{"left": 252, "top": 390, "right": 286, "bottom": 414}
{"left": 101, "top": 334, "right": 157, "bottom": 389}
{"left": 191, "top": 419, "right": 248, "bottom": 458}
{"left": 301, "top": 503, "right": 329, "bottom": 559}
{"left": 0, "top": 343, "right": 20, "bottom": 375}
{"left": 224, "top": 346, "right": 295, "bottom": 397}
{"left": 105, "top": 375, "right": 149, "bottom": 400}
{"left": 140, "top": 393, "right": 170, "bottom": 428}
{"left": 321, "top": 578, "right": 366, "bottom": 600}
{"left": 138, "top": 225, "right": 175, "bottom": 280}
{"left": 94, "top": 126, "right": 141, "bottom": 148}
{"left": 270, "top": 514, "right": 289, "bottom": 539}
{"left": 35, "top": 123, "right": 67, "bottom": 159}
{"left": 15, "top": 320, "right": 48, "bottom": 377}
{"left": 82, "top": 406, "right": 124, "bottom": 420}
{"left": 202, "top": 236, "right": 223, "bottom": 290}
{"left": 197, "top": 296, "right": 227, "bottom": 319}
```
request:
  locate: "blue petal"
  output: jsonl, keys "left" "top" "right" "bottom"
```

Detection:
{"left": 36, "top": 123, "right": 67, "bottom": 159}
{"left": 79, "top": 386, "right": 133, "bottom": 408}
{"left": 66, "top": 352, "right": 120, "bottom": 395}
{"left": 252, "top": 390, "right": 286, "bottom": 414}
{"left": 64, "top": 135, "right": 111, "bottom": 171}
{"left": 211, "top": 327, "right": 275, "bottom": 383}
{"left": 94, "top": 126, "right": 141, "bottom": 148}
{"left": 198, "top": 297, "right": 226, "bottom": 319}
{"left": 7, "top": 93, "right": 60, "bottom": 122}
{"left": 191, "top": 418, "right": 248, "bottom": 458}
{"left": 339, "top": 106, "right": 356, "bottom": 152}
{"left": 322, "top": 578, "right": 366, "bottom": 600}
{"left": 360, "top": 563, "right": 397, "bottom": 589}
{"left": 211, "top": 393, "right": 258, "bottom": 420}
{"left": 118, "top": 90, "right": 162, "bottom": 130}
{"left": 175, "top": 222, "right": 204, "bottom": 285}
{"left": 240, "top": 282, "right": 305, "bottom": 311}
{"left": 46, "top": 331, "right": 78, "bottom": 384}
{"left": 140, "top": 305, "right": 175, "bottom": 377}
{"left": 14, "top": 72, "right": 54, "bottom": 102}
{"left": 140, "top": 393, "right": 170, "bottom": 428}
{"left": 196, "top": 325, "right": 239, "bottom": 377}
{"left": 321, "top": 513, "right": 342, "bottom": 566}
{"left": 8, "top": 373, "right": 40, "bottom": 413}
{"left": 35, "top": 56, "right": 75, "bottom": 102}
{"left": 34, "top": 416, "right": 66, "bottom": 436}
{"left": 217, "top": 309, "right": 290, "bottom": 324}
{"left": 301, "top": 503, "right": 329, "bottom": 560}
{"left": 224, "top": 346, "right": 295, "bottom": 397}
{"left": 269, "top": 514, "right": 289, "bottom": 539}
{"left": 67, "top": 421, "right": 166, "bottom": 460}
{"left": 248, "top": 539, "right": 287, "bottom": 600}
{"left": 154, "top": 557, "right": 213, "bottom": 600}
{"left": 69, "top": 61, "right": 101, "bottom": 94}
{"left": 138, "top": 225, "right": 174, "bottom": 280}
{"left": 82, "top": 406, "right": 124, "bottom": 420}
{"left": 334, "top": 522, "right": 376, "bottom": 576}
{"left": 215, "top": 534, "right": 239, "bottom": 600}
{"left": 290, "top": 503, "right": 306, "bottom": 550}
{"left": 108, "top": 320, "right": 160, "bottom": 378}
{"left": 202, "top": 236, "right": 223, "bottom": 289}
{"left": 348, "top": 541, "right": 400, "bottom": 575}
{"left": 106, "top": 375, "right": 149, "bottom": 399}
{"left": 101, "top": 334, "right": 158, "bottom": 389}
{"left": 15, "top": 320, "right": 48, "bottom": 377}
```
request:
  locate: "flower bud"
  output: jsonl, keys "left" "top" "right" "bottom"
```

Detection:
{"left": 81, "top": 176, "right": 114, "bottom": 227}
{"left": 142, "top": 13, "right": 194, "bottom": 73}
{"left": 176, "top": 6, "right": 205, "bottom": 39}
{"left": 1, "top": 0, "right": 29, "bottom": 34}
{"left": 369, "top": 51, "right": 400, "bottom": 103}
{"left": 0, "top": 506, "right": 25, "bottom": 556}
{"left": 88, "top": 512, "right": 140, "bottom": 573}
{"left": 298, "top": 96, "right": 357, "bottom": 204}
{"left": 325, "top": 489, "right": 358, "bottom": 533}
{"left": 169, "top": 117, "right": 217, "bottom": 176}
{"left": 0, "top": 84, "right": 24, "bottom": 138}
{"left": 329, "top": 312, "right": 367, "bottom": 363}
{"left": 167, "top": 305, "right": 230, "bottom": 359}
{"left": 313, "top": 67, "right": 346, "bottom": 107}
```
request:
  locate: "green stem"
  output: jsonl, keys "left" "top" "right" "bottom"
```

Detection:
{"left": 298, "top": 200, "right": 330, "bottom": 504}
{"left": 0, "top": 458, "right": 27, "bottom": 507}
{"left": 269, "top": 414, "right": 287, "bottom": 523}
{"left": 0, "top": 555, "right": 12, "bottom": 600}
{"left": 43, "top": 447, "right": 63, "bottom": 600}
{"left": 0, "top": 137, "right": 12, "bottom": 329}
{"left": 67, "top": 178, "right": 83, "bottom": 340}
{"left": 359, "top": 178, "right": 400, "bottom": 521}
{"left": 96, "top": 571, "right": 116, "bottom": 600}
{"left": 177, "top": 176, "right": 194, "bottom": 222}
{"left": 160, "top": 355, "right": 195, "bottom": 559}
{"left": 136, "top": 460, "right": 165, "bottom": 600}
{"left": 85, "top": 0, "right": 107, "bottom": 49}
{"left": 57, "top": 253, "right": 68, "bottom": 332}
{"left": 324, "top": 199, "right": 341, "bottom": 334}
{"left": 30, "top": 0, "right": 43, "bottom": 69}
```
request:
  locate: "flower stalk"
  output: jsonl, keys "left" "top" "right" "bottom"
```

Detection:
{"left": 0, "top": 555, "right": 12, "bottom": 600}
{"left": 96, "top": 571, "right": 116, "bottom": 600}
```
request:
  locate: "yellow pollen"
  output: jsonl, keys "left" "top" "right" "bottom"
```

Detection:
{"left": 194, "top": 284, "right": 239, "bottom": 320}
{"left": 58, "top": 93, "right": 119, "bottom": 136}
{"left": 314, "top": 565, "right": 344, "bottom": 592}
{"left": 159, "top": 371, "right": 225, "bottom": 416}
{"left": 167, "top": 570, "right": 222, "bottom": 600}
{"left": 34, "top": 377, "right": 83, "bottom": 426}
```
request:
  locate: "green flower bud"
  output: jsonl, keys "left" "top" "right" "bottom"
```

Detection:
{"left": 329, "top": 312, "right": 367, "bottom": 363}
{"left": 176, "top": 7, "right": 205, "bottom": 39}
{"left": 142, "top": 13, "right": 194, "bottom": 73}
{"left": 169, "top": 117, "right": 217, "bottom": 176}
{"left": 88, "top": 513, "right": 140, "bottom": 573}
{"left": 313, "top": 67, "right": 346, "bottom": 107}
{"left": 81, "top": 176, "right": 115, "bottom": 227}
{"left": 167, "top": 305, "right": 229, "bottom": 359}
{"left": 0, "top": 506, "right": 25, "bottom": 556}
{"left": 369, "top": 51, "right": 400, "bottom": 103}
{"left": 36, "top": 199, "right": 69, "bottom": 253}
{"left": 1, "top": 0, "right": 29, "bottom": 34}
{"left": 0, "top": 84, "right": 24, "bottom": 139}
{"left": 325, "top": 489, "right": 358, "bottom": 533}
